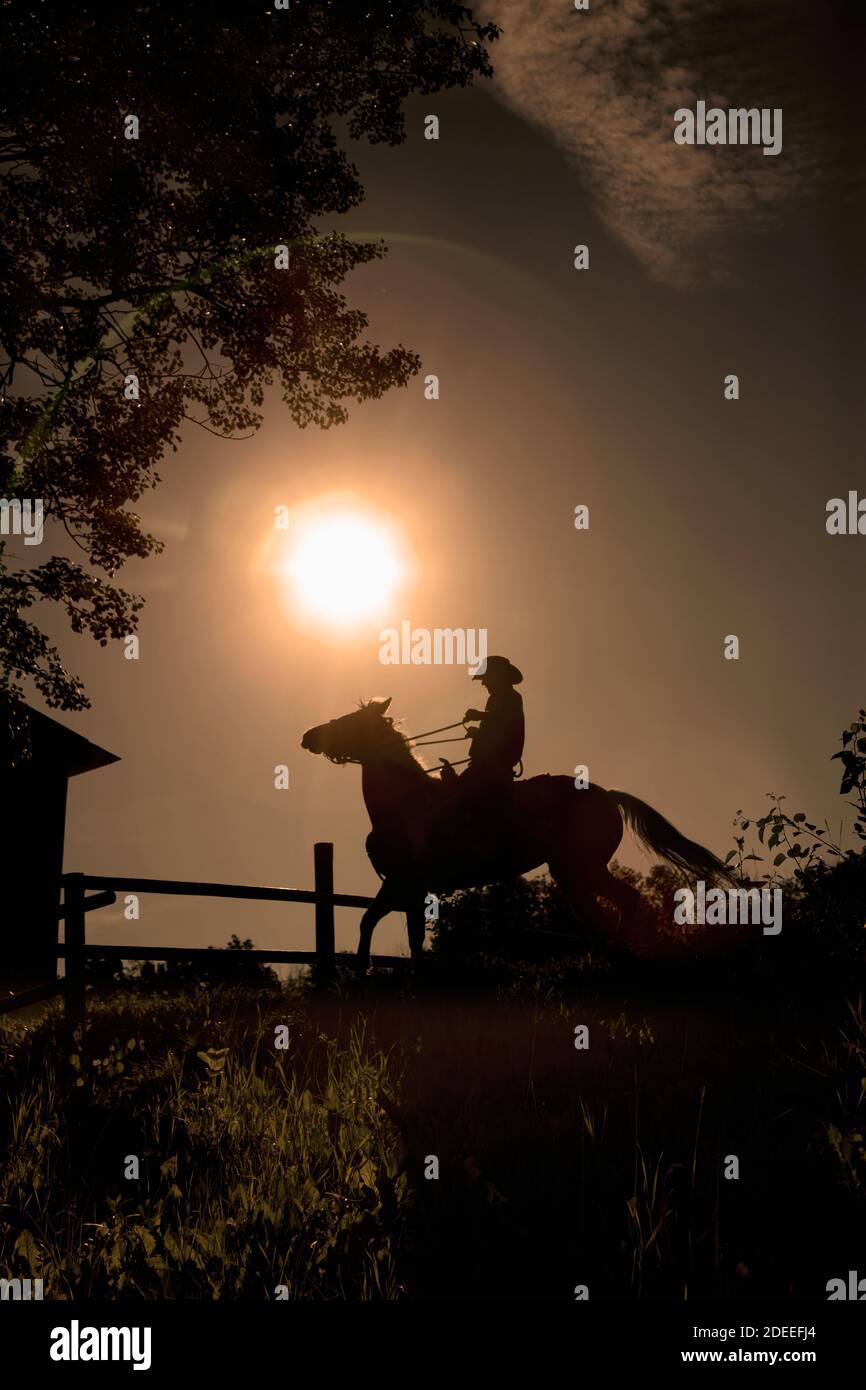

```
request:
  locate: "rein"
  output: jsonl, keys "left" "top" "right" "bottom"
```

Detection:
{"left": 411, "top": 735, "right": 469, "bottom": 747}
{"left": 334, "top": 718, "right": 473, "bottom": 774}
{"left": 422, "top": 756, "right": 471, "bottom": 775}
{"left": 399, "top": 718, "right": 471, "bottom": 774}
{"left": 399, "top": 720, "right": 468, "bottom": 744}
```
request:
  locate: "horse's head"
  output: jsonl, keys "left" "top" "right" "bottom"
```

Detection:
{"left": 301, "top": 697, "right": 394, "bottom": 765}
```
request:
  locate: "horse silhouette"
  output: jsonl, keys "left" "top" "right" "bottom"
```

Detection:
{"left": 301, "top": 698, "right": 734, "bottom": 970}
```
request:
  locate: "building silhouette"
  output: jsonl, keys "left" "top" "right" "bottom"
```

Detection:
{"left": 2, "top": 707, "right": 119, "bottom": 988}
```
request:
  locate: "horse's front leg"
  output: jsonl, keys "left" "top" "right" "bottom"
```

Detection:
{"left": 357, "top": 882, "right": 397, "bottom": 973}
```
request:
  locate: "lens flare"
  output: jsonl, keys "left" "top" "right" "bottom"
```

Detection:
{"left": 287, "top": 512, "right": 403, "bottom": 625}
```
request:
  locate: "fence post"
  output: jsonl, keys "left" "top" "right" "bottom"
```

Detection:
{"left": 313, "top": 842, "right": 335, "bottom": 984}
{"left": 63, "top": 872, "right": 86, "bottom": 1057}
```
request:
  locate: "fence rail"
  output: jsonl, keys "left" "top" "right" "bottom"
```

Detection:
{"left": 0, "top": 843, "right": 404, "bottom": 1039}
{"left": 71, "top": 876, "right": 374, "bottom": 911}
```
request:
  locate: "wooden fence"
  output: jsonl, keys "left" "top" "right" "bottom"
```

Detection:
{"left": 0, "top": 842, "right": 402, "bottom": 1040}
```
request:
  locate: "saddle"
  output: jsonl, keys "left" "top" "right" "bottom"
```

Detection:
{"left": 365, "top": 775, "right": 554, "bottom": 891}
{"left": 426, "top": 768, "right": 519, "bottom": 870}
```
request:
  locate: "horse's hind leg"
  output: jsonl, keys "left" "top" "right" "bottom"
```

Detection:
{"left": 548, "top": 862, "right": 616, "bottom": 947}
{"left": 596, "top": 868, "right": 653, "bottom": 951}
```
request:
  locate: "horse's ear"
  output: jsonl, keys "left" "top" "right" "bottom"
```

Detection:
{"left": 373, "top": 696, "right": 392, "bottom": 714}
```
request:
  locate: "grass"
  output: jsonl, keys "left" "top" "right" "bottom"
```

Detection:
{"left": 0, "top": 990, "right": 408, "bottom": 1299}
{"left": 1, "top": 972, "right": 864, "bottom": 1301}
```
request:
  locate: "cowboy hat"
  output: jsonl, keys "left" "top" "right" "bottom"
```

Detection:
{"left": 473, "top": 655, "right": 523, "bottom": 685}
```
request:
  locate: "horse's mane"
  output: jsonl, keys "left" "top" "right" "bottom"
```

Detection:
{"left": 359, "top": 701, "right": 431, "bottom": 775}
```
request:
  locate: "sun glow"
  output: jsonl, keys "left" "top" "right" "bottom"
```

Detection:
{"left": 287, "top": 511, "right": 403, "bottom": 625}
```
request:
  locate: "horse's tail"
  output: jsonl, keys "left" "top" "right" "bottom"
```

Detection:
{"left": 609, "top": 790, "right": 737, "bottom": 885}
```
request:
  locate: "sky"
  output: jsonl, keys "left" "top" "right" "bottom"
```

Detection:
{"left": 42, "top": 2, "right": 866, "bottom": 957}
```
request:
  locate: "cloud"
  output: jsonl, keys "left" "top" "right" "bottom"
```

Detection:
{"left": 484, "top": 0, "right": 838, "bottom": 285}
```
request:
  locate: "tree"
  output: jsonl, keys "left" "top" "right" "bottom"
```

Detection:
{"left": 728, "top": 708, "right": 866, "bottom": 968}
{"left": 0, "top": 3, "right": 499, "bottom": 732}
{"left": 729, "top": 709, "right": 866, "bottom": 882}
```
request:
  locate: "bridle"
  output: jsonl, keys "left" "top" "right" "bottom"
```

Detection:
{"left": 316, "top": 713, "right": 522, "bottom": 779}
{"left": 319, "top": 716, "right": 472, "bottom": 774}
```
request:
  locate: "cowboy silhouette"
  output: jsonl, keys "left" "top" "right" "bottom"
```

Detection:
{"left": 440, "top": 656, "right": 524, "bottom": 814}
{"left": 302, "top": 677, "right": 735, "bottom": 968}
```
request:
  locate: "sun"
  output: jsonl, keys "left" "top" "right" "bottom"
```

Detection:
{"left": 287, "top": 511, "right": 403, "bottom": 625}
